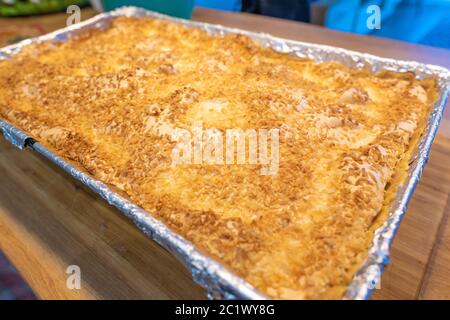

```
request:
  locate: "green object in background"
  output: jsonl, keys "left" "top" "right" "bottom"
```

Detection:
{"left": 103, "top": 0, "right": 195, "bottom": 19}
{"left": 0, "top": 0, "right": 89, "bottom": 16}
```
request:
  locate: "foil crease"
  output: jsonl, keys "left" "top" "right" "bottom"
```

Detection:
{"left": 0, "top": 6, "right": 449, "bottom": 300}
{"left": 0, "top": 119, "right": 33, "bottom": 149}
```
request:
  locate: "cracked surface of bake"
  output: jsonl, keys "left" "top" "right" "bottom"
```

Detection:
{"left": 0, "top": 16, "right": 438, "bottom": 299}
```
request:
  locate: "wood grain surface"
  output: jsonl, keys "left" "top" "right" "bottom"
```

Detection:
{"left": 0, "top": 7, "right": 449, "bottom": 300}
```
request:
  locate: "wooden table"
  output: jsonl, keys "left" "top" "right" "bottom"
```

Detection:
{"left": 0, "top": 7, "right": 449, "bottom": 300}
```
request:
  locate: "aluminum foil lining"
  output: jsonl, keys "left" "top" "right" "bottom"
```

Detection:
{"left": 0, "top": 6, "right": 449, "bottom": 300}
{"left": 0, "top": 119, "right": 34, "bottom": 149}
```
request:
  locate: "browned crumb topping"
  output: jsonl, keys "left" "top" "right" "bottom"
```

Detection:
{"left": 0, "top": 16, "right": 438, "bottom": 299}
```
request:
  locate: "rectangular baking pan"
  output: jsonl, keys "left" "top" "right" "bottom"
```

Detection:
{"left": 1, "top": 6, "right": 449, "bottom": 300}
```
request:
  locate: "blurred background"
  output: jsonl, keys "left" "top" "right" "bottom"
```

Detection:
{"left": 200, "top": 0, "right": 450, "bottom": 49}
{"left": 0, "top": 0, "right": 449, "bottom": 300}
{"left": 1, "top": 0, "right": 449, "bottom": 48}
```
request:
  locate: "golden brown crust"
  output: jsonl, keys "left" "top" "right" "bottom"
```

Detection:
{"left": 0, "top": 16, "right": 439, "bottom": 299}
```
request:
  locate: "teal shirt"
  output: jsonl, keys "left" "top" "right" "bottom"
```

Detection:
{"left": 325, "top": 0, "right": 450, "bottom": 48}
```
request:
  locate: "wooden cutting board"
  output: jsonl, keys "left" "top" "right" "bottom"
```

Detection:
{"left": 0, "top": 7, "right": 449, "bottom": 300}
